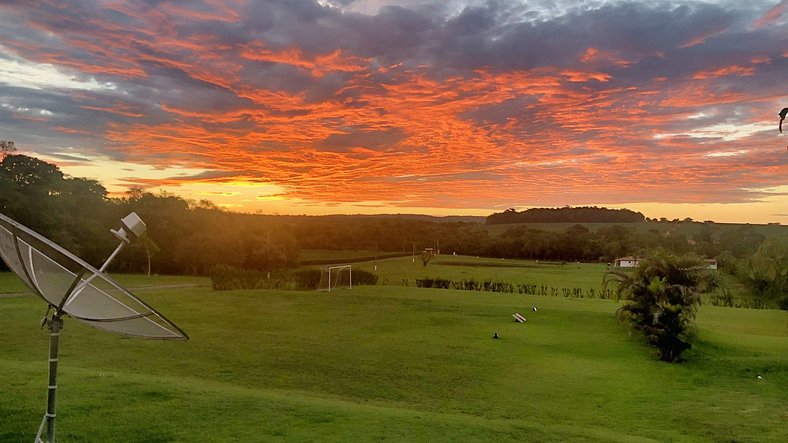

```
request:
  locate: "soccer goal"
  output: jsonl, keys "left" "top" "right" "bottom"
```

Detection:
{"left": 317, "top": 265, "right": 352, "bottom": 292}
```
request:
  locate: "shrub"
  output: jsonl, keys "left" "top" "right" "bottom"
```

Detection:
{"left": 352, "top": 269, "right": 379, "bottom": 286}
{"left": 415, "top": 278, "right": 450, "bottom": 289}
{"left": 293, "top": 269, "right": 322, "bottom": 290}
{"left": 604, "top": 251, "right": 716, "bottom": 362}
{"left": 210, "top": 264, "right": 266, "bottom": 290}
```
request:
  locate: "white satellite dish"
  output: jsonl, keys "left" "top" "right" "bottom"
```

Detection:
{"left": 0, "top": 212, "right": 188, "bottom": 443}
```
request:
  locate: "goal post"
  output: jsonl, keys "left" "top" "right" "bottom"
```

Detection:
{"left": 318, "top": 265, "right": 352, "bottom": 292}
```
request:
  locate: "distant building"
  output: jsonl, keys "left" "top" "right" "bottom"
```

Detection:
{"left": 614, "top": 256, "right": 718, "bottom": 270}
{"left": 614, "top": 256, "right": 640, "bottom": 267}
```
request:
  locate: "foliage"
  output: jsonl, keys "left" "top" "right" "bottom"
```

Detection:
{"left": 209, "top": 264, "right": 294, "bottom": 290}
{"left": 739, "top": 240, "right": 788, "bottom": 309}
{"left": 1, "top": 150, "right": 786, "bottom": 313}
{"left": 415, "top": 277, "right": 452, "bottom": 289}
{"left": 0, "top": 154, "right": 116, "bottom": 267}
{"left": 487, "top": 206, "right": 645, "bottom": 224}
{"left": 210, "top": 264, "right": 269, "bottom": 290}
{"left": 0, "top": 140, "right": 16, "bottom": 160}
{"left": 293, "top": 268, "right": 322, "bottom": 289}
{"left": 210, "top": 265, "right": 378, "bottom": 290}
{"left": 420, "top": 249, "right": 435, "bottom": 266}
{"left": 604, "top": 252, "right": 718, "bottom": 362}
{"left": 350, "top": 269, "right": 379, "bottom": 286}
{"left": 411, "top": 276, "right": 616, "bottom": 299}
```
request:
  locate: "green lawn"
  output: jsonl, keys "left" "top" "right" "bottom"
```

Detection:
{"left": 1, "top": 271, "right": 785, "bottom": 442}
{"left": 357, "top": 254, "right": 611, "bottom": 290}
{"left": 299, "top": 249, "right": 399, "bottom": 262}
{"left": 0, "top": 271, "right": 30, "bottom": 294}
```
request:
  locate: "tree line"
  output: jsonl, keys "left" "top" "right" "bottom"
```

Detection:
{"left": 486, "top": 206, "right": 646, "bottom": 224}
{"left": 1, "top": 150, "right": 785, "bottom": 308}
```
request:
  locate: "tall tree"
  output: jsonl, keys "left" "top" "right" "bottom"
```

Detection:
{"left": 0, "top": 140, "right": 16, "bottom": 160}
{"left": 0, "top": 154, "right": 64, "bottom": 231}
{"left": 741, "top": 240, "right": 788, "bottom": 309}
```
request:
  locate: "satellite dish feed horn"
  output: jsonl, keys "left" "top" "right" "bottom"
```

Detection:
{"left": 0, "top": 212, "right": 187, "bottom": 443}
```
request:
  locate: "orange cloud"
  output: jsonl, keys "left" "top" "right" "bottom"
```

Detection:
{"left": 579, "top": 47, "right": 634, "bottom": 67}
{"left": 692, "top": 65, "right": 755, "bottom": 80}
{"left": 2, "top": 0, "right": 786, "bottom": 220}
{"left": 753, "top": 0, "right": 787, "bottom": 27}
{"left": 240, "top": 43, "right": 369, "bottom": 78}
{"left": 561, "top": 69, "right": 612, "bottom": 83}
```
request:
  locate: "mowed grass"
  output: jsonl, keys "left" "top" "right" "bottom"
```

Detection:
{"left": 0, "top": 272, "right": 786, "bottom": 442}
{"left": 356, "top": 255, "right": 609, "bottom": 290}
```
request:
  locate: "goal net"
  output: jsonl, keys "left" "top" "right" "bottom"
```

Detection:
{"left": 317, "top": 265, "right": 352, "bottom": 292}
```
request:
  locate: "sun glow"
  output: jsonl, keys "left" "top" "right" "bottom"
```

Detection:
{"left": 0, "top": 1, "right": 785, "bottom": 224}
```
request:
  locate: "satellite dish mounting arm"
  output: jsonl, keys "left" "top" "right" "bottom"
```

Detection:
{"left": 63, "top": 213, "right": 147, "bottom": 309}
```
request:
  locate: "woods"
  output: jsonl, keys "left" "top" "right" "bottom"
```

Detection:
{"left": 1, "top": 152, "right": 786, "bottom": 309}
{"left": 487, "top": 206, "right": 646, "bottom": 224}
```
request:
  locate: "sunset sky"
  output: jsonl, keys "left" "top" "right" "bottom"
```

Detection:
{"left": 1, "top": 0, "right": 786, "bottom": 223}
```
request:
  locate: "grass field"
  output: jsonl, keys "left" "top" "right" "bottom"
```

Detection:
{"left": 349, "top": 255, "right": 610, "bottom": 291}
{"left": 299, "top": 249, "right": 387, "bottom": 262}
{"left": 0, "top": 263, "right": 786, "bottom": 442}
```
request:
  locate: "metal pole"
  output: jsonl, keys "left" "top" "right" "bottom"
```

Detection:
{"left": 47, "top": 314, "right": 62, "bottom": 443}
{"left": 36, "top": 313, "right": 62, "bottom": 443}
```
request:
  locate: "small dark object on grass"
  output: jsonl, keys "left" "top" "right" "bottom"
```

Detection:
{"left": 493, "top": 332, "right": 499, "bottom": 339}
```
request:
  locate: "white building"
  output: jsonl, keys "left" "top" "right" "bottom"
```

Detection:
{"left": 614, "top": 256, "right": 718, "bottom": 269}
{"left": 614, "top": 256, "right": 640, "bottom": 267}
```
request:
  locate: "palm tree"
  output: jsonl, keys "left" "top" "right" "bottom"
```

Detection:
{"left": 604, "top": 251, "right": 717, "bottom": 362}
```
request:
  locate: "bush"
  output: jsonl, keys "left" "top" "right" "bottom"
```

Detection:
{"left": 352, "top": 269, "right": 379, "bottom": 286}
{"left": 211, "top": 266, "right": 380, "bottom": 291}
{"left": 415, "top": 278, "right": 450, "bottom": 289}
{"left": 210, "top": 264, "right": 267, "bottom": 290}
{"left": 210, "top": 264, "right": 294, "bottom": 290}
{"left": 604, "top": 251, "right": 716, "bottom": 362}
{"left": 293, "top": 269, "right": 322, "bottom": 290}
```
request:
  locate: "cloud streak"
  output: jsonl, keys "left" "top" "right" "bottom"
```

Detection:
{"left": 0, "top": 0, "right": 786, "bottom": 220}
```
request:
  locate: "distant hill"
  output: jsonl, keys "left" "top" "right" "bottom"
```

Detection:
{"left": 486, "top": 206, "right": 646, "bottom": 224}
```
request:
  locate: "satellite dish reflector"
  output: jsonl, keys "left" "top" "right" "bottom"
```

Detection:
{"left": 0, "top": 212, "right": 186, "bottom": 339}
{"left": 0, "top": 212, "right": 187, "bottom": 443}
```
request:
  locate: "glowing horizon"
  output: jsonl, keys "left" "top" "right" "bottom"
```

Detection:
{"left": 1, "top": 1, "right": 786, "bottom": 223}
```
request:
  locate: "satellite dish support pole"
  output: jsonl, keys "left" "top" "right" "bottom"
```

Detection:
{"left": 35, "top": 311, "right": 63, "bottom": 443}
{"left": 63, "top": 239, "right": 128, "bottom": 308}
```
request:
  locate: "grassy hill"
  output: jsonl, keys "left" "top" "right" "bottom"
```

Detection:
{"left": 1, "top": 271, "right": 785, "bottom": 442}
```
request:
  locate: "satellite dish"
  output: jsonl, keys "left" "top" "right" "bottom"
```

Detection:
{"left": 0, "top": 212, "right": 188, "bottom": 443}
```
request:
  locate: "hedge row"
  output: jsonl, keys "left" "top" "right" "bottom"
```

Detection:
{"left": 210, "top": 264, "right": 378, "bottom": 291}
{"left": 412, "top": 277, "right": 616, "bottom": 299}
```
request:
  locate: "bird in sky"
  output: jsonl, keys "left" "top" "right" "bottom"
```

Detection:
{"left": 780, "top": 107, "right": 788, "bottom": 134}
